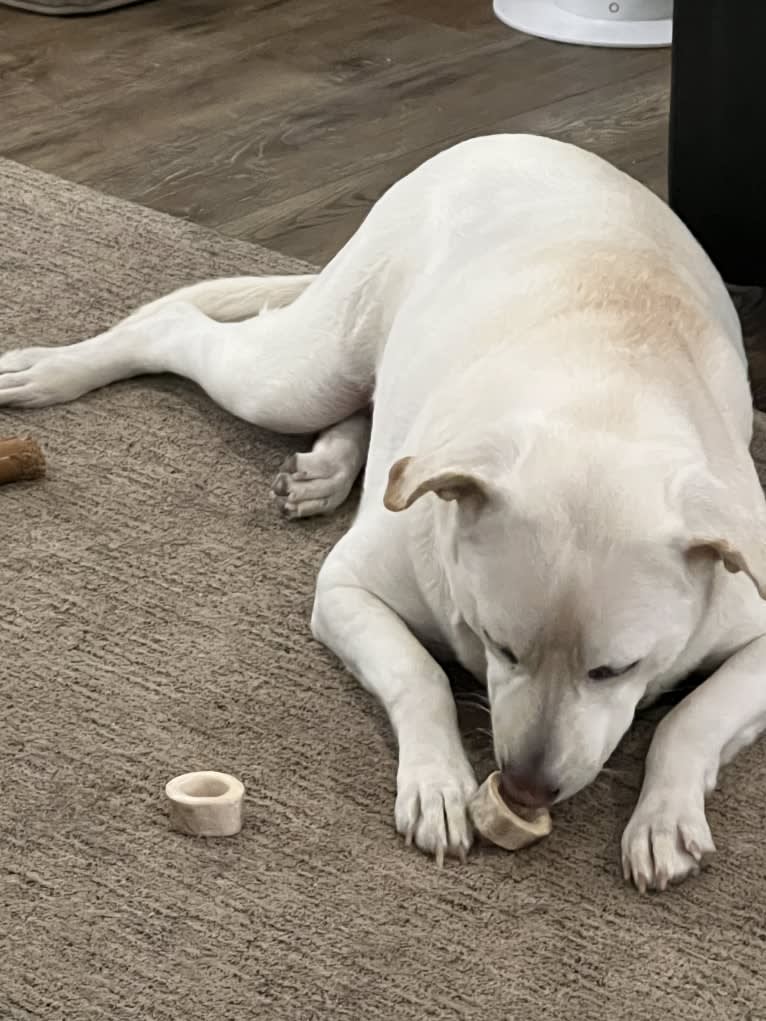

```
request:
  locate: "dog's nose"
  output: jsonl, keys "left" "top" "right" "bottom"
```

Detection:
{"left": 498, "top": 766, "right": 559, "bottom": 809}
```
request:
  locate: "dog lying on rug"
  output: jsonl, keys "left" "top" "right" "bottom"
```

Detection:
{"left": 3, "top": 135, "right": 765, "bottom": 892}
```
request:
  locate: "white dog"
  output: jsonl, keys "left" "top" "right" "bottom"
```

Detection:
{"left": 4, "top": 135, "right": 766, "bottom": 892}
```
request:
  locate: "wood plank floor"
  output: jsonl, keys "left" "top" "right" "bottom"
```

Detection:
{"left": 0, "top": 0, "right": 670, "bottom": 264}
{"left": 1, "top": 0, "right": 763, "bottom": 398}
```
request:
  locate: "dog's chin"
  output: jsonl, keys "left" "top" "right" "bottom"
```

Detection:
{"left": 553, "top": 772, "right": 600, "bottom": 804}
{"left": 553, "top": 749, "right": 623, "bottom": 803}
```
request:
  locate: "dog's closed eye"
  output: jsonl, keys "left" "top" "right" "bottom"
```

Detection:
{"left": 588, "top": 660, "right": 640, "bottom": 681}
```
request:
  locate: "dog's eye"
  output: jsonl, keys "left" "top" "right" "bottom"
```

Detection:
{"left": 588, "top": 660, "right": 640, "bottom": 681}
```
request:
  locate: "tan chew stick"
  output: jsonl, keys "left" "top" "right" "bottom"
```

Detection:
{"left": 165, "top": 771, "right": 245, "bottom": 837}
{"left": 469, "top": 771, "right": 552, "bottom": 851}
{"left": 0, "top": 436, "right": 46, "bottom": 486}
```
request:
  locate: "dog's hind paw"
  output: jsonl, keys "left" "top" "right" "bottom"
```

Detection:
{"left": 395, "top": 752, "right": 478, "bottom": 865}
{"left": 0, "top": 346, "right": 91, "bottom": 408}
{"left": 271, "top": 450, "right": 357, "bottom": 519}
{"left": 621, "top": 787, "right": 716, "bottom": 893}
{"left": 0, "top": 347, "right": 53, "bottom": 373}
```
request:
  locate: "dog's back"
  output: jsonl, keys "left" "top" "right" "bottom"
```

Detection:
{"left": 364, "top": 135, "right": 748, "bottom": 504}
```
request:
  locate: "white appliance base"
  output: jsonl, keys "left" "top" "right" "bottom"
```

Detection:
{"left": 493, "top": 0, "right": 672, "bottom": 47}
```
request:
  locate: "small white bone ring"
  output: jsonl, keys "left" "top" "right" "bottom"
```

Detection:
{"left": 469, "top": 771, "right": 552, "bottom": 850}
{"left": 165, "top": 770, "right": 245, "bottom": 837}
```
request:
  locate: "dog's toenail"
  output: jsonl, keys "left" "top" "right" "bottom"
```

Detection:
{"left": 272, "top": 474, "right": 289, "bottom": 496}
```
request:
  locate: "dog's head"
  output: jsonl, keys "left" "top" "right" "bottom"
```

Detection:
{"left": 385, "top": 429, "right": 766, "bottom": 807}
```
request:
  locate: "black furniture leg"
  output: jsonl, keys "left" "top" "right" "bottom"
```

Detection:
{"left": 669, "top": 1, "right": 766, "bottom": 286}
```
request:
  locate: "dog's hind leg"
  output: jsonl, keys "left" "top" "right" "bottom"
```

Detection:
{"left": 1, "top": 152, "right": 437, "bottom": 428}
{"left": 125, "top": 274, "right": 317, "bottom": 323}
{"left": 0, "top": 263, "right": 379, "bottom": 433}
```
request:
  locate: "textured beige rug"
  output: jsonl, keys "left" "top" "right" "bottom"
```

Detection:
{"left": 2, "top": 158, "right": 765, "bottom": 1021}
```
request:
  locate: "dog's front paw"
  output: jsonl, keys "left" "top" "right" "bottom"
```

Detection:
{"left": 621, "top": 788, "right": 716, "bottom": 893}
{"left": 395, "top": 751, "right": 478, "bottom": 865}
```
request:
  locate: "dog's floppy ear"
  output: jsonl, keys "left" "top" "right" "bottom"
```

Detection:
{"left": 686, "top": 537, "right": 766, "bottom": 596}
{"left": 384, "top": 455, "right": 488, "bottom": 512}
{"left": 680, "top": 462, "right": 766, "bottom": 600}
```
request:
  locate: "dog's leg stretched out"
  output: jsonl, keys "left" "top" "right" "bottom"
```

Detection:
{"left": 0, "top": 269, "right": 380, "bottom": 509}
{"left": 0, "top": 273, "right": 316, "bottom": 398}
{"left": 0, "top": 272, "right": 368, "bottom": 427}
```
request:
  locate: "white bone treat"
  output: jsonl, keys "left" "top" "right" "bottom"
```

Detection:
{"left": 469, "top": 771, "right": 552, "bottom": 851}
{"left": 165, "top": 771, "right": 245, "bottom": 837}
